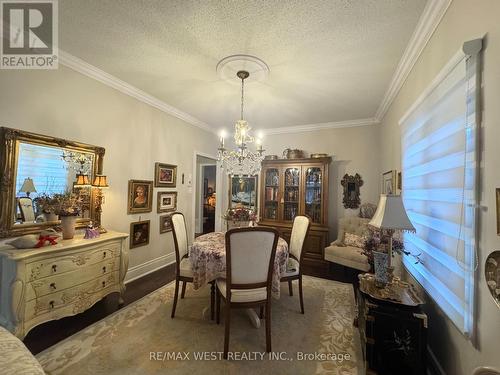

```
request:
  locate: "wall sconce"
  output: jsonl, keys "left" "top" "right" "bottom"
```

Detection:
{"left": 92, "top": 175, "right": 108, "bottom": 231}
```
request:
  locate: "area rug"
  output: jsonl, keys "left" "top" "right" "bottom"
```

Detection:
{"left": 36, "top": 276, "right": 363, "bottom": 375}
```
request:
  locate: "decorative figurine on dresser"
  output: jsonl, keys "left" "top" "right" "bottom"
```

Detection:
{"left": 0, "top": 127, "right": 129, "bottom": 338}
{"left": 259, "top": 155, "right": 331, "bottom": 277}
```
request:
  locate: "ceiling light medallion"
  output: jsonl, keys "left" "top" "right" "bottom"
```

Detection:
{"left": 217, "top": 69, "right": 265, "bottom": 176}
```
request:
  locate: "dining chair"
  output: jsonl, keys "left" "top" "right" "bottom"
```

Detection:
{"left": 280, "top": 215, "right": 311, "bottom": 314}
{"left": 170, "top": 212, "right": 215, "bottom": 319}
{"left": 216, "top": 227, "right": 279, "bottom": 359}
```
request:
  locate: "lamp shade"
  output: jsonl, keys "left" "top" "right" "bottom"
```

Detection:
{"left": 19, "top": 177, "right": 37, "bottom": 194}
{"left": 74, "top": 174, "right": 91, "bottom": 187}
{"left": 369, "top": 194, "right": 416, "bottom": 232}
{"left": 92, "top": 175, "right": 109, "bottom": 188}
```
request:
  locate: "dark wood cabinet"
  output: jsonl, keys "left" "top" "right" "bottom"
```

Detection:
{"left": 258, "top": 157, "right": 331, "bottom": 277}
{"left": 357, "top": 287, "right": 428, "bottom": 375}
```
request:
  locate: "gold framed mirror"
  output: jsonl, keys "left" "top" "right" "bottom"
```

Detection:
{"left": 0, "top": 127, "right": 105, "bottom": 237}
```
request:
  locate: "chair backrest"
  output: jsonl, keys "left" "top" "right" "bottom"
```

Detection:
{"left": 336, "top": 217, "right": 370, "bottom": 241}
{"left": 225, "top": 227, "right": 279, "bottom": 289}
{"left": 171, "top": 212, "right": 189, "bottom": 263}
{"left": 289, "top": 216, "right": 311, "bottom": 261}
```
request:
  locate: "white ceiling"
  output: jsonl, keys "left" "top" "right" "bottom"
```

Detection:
{"left": 59, "top": 0, "right": 427, "bottom": 132}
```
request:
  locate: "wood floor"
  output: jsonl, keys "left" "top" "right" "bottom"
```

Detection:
{"left": 22, "top": 261, "right": 357, "bottom": 355}
{"left": 23, "top": 263, "right": 176, "bottom": 355}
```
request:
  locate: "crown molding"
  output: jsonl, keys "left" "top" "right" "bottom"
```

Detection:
{"left": 59, "top": 51, "right": 216, "bottom": 134}
{"left": 374, "top": 0, "right": 453, "bottom": 122}
{"left": 262, "top": 118, "right": 379, "bottom": 135}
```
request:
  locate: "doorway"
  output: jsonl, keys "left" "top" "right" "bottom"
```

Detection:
{"left": 195, "top": 155, "right": 217, "bottom": 236}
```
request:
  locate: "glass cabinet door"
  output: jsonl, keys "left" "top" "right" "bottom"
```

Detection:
{"left": 263, "top": 168, "right": 279, "bottom": 220}
{"left": 305, "top": 166, "right": 323, "bottom": 224}
{"left": 283, "top": 167, "right": 300, "bottom": 222}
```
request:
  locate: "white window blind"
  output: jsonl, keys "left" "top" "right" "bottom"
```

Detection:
{"left": 399, "top": 40, "right": 482, "bottom": 336}
{"left": 16, "top": 143, "right": 70, "bottom": 197}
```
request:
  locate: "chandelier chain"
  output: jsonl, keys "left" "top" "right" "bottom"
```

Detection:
{"left": 240, "top": 75, "right": 245, "bottom": 120}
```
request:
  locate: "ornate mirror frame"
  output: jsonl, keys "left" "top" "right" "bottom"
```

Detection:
{"left": 341, "top": 173, "right": 363, "bottom": 209}
{"left": 0, "top": 127, "right": 105, "bottom": 237}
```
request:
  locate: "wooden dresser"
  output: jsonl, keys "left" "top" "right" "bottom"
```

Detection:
{"left": 259, "top": 157, "right": 331, "bottom": 277}
{"left": 0, "top": 231, "right": 128, "bottom": 339}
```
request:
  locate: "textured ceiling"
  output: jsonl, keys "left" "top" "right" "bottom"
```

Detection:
{"left": 59, "top": 0, "right": 427, "bottom": 131}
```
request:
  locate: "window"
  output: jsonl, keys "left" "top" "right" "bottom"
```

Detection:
{"left": 399, "top": 40, "right": 482, "bottom": 336}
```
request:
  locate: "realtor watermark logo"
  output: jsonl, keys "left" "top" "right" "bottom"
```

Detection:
{"left": 0, "top": 0, "right": 58, "bottom": 69}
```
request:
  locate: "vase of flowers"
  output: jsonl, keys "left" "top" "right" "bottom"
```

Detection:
{"left": 36, "top": 193, "right": 60, "bottom": 221}
{"left": 53, "top": 192, "right": 82, "bottom": 239}
{"left": 223, "top": 207, "right": 257, "bottom": 229}
{"left": 373, "top": 249, "right": 390, "bottom": 287}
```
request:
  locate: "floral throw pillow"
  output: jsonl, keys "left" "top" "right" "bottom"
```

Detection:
{"left": 343, "top": 232, "right": 366, "bottom": 248}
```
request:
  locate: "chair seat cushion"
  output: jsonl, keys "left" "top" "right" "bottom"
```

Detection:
{"left": 179, "top": 258, "right": 193, "bottom": 278}
{"left": 284, "top": 258, "right": 299, "bottom": 277}
{"left": 324, "top": 245, "right": 370, "bottom": 272}
{"left": 216, "top": 279, "right": 267, "bottom": 303}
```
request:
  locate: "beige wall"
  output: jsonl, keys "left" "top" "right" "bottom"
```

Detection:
{"left": 263, "top": 125, "right": 381, "bottom": 240}
{"left": 0, "top": 66, "right": 218, "bottom": 281}
{"left": 379, "top": 0, "right": 500, "bottom": 373}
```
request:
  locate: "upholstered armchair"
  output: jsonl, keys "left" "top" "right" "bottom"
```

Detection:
{"left": 324, "top": 217, "right": 371, "bottom": 272}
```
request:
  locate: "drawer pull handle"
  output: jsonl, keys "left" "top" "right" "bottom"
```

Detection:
{"left": 49, "top": 301, "right": 55, "bottom": 309}
{"left": 50, "top": 283, "right": 56, "bottom": 290}
{"left": 51, "top": 265, "right": 57, "bottom": 272}
{"left": 103, "top": 251, "right": 107, "bottom": 258}
{"left": 102, "top": 281, "right": 106, "bottom": 288}
{"left": 102, "top": 266, "right": 107, "bottom": 273}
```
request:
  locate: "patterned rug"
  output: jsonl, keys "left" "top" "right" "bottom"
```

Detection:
{"left": 36, "top": 276, "right": 363, "bottom": 375}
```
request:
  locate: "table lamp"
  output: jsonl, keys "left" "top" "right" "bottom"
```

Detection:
{"left": 19, "top": 177, "right": 37, "bottom": 197}
{"left": 369, "top": 194, "right": 416, "bottom": 281}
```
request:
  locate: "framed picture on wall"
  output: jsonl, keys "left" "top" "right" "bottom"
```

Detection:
{"left": 397, "top": 171, "right": 402, "bottom": 191}
{"left": 157, "top": 191, "right": 177, "bottom": 213}
{"left": 382, "top": 170, "right": 396, "bottom": 194}
{"left": 159, "top": 214, "right": 173, "bottom": 234}
{"left": 497, "top": 188, "right": 500, "bottom": 235}
{"left": 130, "top": 220, "right": 150, "bottom": 249}
{"left": 127, "top": 180, "right": 153, "bottom": 214}
{"left": 228, "top": 175, "right": 258, "bottom": 211}
{"left": 154, "top": 163, "right": 177, "bottom": 187}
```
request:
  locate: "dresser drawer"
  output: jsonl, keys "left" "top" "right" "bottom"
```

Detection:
{"left": 25, "top": 257, "right": 120, "bottom": 301}
{"left": 26, "top": 241, "right": 121, "bottom": 281}
{"left": 25, "top": 271, "right": 119, "bottom": 321}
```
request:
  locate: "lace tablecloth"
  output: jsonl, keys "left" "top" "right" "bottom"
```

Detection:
{"left": 189, "top": 232, "right": 289, "bottom": 298}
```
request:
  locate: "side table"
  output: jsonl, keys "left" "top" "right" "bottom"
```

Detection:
{"left": 357, "top": 273, "right": 428, "bottom": 375}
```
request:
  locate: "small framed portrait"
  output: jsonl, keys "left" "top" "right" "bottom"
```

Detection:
{"left": 157, "top": 191, "right": 177, "bottom": 213}
{"left": 382, "top": 170, "right": 396, "bottom": 195}
{"left": 128, "top": 180, "right": 153, "bottom": 214}
{"left": 155, "top": 163, "right": 177, "bottom": 187}
{"left": 159, "top": 214, "right": 173, "bottom": 233}
{"left": 130, "top": 220, "right": 150, "bottom": 249}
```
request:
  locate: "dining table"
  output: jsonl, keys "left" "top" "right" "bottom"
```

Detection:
{"left": 189, "top": 231, "right": 289, "bottom": 327}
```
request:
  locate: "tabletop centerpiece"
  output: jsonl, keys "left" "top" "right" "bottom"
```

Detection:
{"left": 223, "top": 206, "right": 257, "bottom": 229}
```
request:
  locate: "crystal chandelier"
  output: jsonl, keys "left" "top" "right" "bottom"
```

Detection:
{"left": 217, "top": 70, "right": 265, "bottom": 176}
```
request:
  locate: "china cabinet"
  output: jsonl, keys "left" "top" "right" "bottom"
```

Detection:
{"left": 259, "top": 157, "right": 331, "bottom": 276}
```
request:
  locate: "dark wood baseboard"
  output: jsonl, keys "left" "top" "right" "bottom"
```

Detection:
{"left": 23, "top": 263, "right": 176, "bottom": 355}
